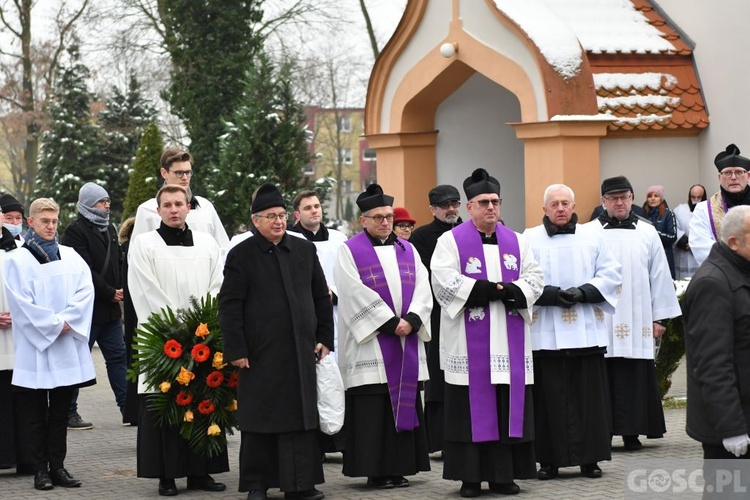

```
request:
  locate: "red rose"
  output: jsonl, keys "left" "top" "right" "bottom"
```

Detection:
{"left": 227, "top": 372, "right": 239, "bottom": 388}
{"left": 164, "top": 339, "right": 183, "bottom": 359}
{"left": 206, "top": 371, "right": 224, "bottom": 388}
{"left": 191, "top": 344, "right": 211, "bottom": 363}
{"left": 176, "top": 391, "right": 193, "bottom": 406}
{"left": 197, "top": 399, "right": 216, "bottom": 415}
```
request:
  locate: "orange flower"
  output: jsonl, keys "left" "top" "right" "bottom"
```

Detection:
{"left": 159, "top": 381, "right": 171, "bottom": 393}
{"left": 206, "top": 371, "right": 224, "bottom": 388}
{"left": 207, "top": 424, "right": 221, "bottom": 436}
{"left": 212, "top": 352, "right": 227, "bottom": 370}
{"left": 184, "top": 410, "right": 194, "bottom": 422}
{"left": 176, "top": 366, "right": 195, "bottom": 386}
{"left": 197, "top": 399, "right": 216, "bottom": 415}
{"left": 191, "top": 344, "right": 211, "bottom": 363}
{"left": 164, "top": 339, "right": 183, "bottom": 359}
{"left": 176, "top": 390, "right": 193, "bottom": 406}
{"left": 226, "top": 399, "right": 238, "bottom": 411}
{"left": 195, "top": 322, "right": 210, "bottom": 338}
{"left": 227, "top": 372, "right": 239, "bottom": 388}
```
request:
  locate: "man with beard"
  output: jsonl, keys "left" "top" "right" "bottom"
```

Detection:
{"left": 524, "top": 184, "right": 621, "bottom": 480}
{"left": 690, "top": 144, "right": 750, "bottom": 265}
{"left": 409, "top": 184, "right": 462, "bottom": 455}
{"left": 673, "top": 184, "right": 706, "bottom": 279}
{"left": 588, "top": 176, "right": 681, "bottom": 452}
{"left": 131, "top": 147, "right": 229, "bottom": 249}
{"left": 431, "top": 169, "right": 544, "bottom": 497}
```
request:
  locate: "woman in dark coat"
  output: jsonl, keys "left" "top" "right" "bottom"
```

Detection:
{"left": 643, "top": 185, "right": 677, "bottom": 278}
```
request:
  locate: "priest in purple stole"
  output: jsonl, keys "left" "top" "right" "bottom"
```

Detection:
{"left": 431, "top": 169, "right": 544, "bottom": 498}
{"left": 333, "top": 184, "right": 433, "bottom": 490}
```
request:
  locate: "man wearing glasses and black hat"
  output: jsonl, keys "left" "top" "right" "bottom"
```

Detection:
{"left": 410, "top": 184, "right": 462, "bottom": 456}
{"left": 690, "top": 143, "right": 750, "bottom": 265}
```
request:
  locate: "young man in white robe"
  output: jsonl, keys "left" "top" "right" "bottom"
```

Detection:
{"left": 131, "top": 146, "right": 229, "bottom": 249}
{"left": 4, "top": 198, "right": 96, "bottom": 490}
{"left": 689, "top": 144, "right": 750, "bottom": 266}
{"left": 431, "top": 168, "right": 544, "bottom": 498}
{"left": 128, "top": 184, "right": 226, "bottom": 497}
{"left": 523, "top": 184, "right": 622, "bottom": 480}
{"left": 334, "top": 183, "right": 433, "bottom": 490}
{"left": 588, "top": 176, "right": 681, "bottom": 451}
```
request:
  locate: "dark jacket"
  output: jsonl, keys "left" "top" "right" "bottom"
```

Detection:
{"left": 684, "top": 242, "right": 750, "bottom": 444}
{"left": 218, "top": 232, "right": 334, "bottom": 433}
{"left": 645, "top": 203, "right": 677, "bottom": 278}
{"left": 61, "top": 216, "right": 122, "bottom": 324}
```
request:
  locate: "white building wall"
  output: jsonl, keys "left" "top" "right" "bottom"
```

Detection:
{"left": 435, "top": 73, "right": 525, "bottom": 231}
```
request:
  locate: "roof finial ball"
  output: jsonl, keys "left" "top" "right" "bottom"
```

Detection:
{"left": 440, "top": 42, "right": 457, "bottom": 58}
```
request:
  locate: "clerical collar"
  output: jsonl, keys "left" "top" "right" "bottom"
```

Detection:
{"left": 543, "top": 213, "right": 578, "bottom": 236}
{"left": 477, "top": 229, "right": 498, "bottom": 245}
{"left": 289, "top": 222, "right": 329, "bottom": 242}
{"left": 720, "top": 185, "right": 750, "bottom": 209}
{"left": 253, "top": 230, "right": 291, "bottom": 253}
{"left": 364, "top": 229, "right": 398, "bottom": 247}
{"left": 157, "top": 222, "right": 194, "bottom": 246}
{"left": 598, "top": 210, "right": 638, "bottom": 230}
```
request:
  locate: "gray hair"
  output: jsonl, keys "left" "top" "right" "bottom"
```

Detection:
{"left": 721, "top": 205, "right": 750, "bottom": 244}
{"left": 543, "top": 184, "right": 575, "bottom": 204}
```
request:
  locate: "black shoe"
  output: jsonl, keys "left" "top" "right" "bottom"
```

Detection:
{"left": 247, "top": 490, "right": 269, "bottom": 500}
{"left": 580, "top": 463, "right": 602, "bottom": 478}
{"left": 489, "top": 482, "right": 520, "bottom": 495}
{"left": 49, "top": 468, "right": 81, "bottom": 487}
{"left": 187, "top": 475, "right": 226, "bottom": 491}
{"left": 158, "top": 478, "right": 178, "bottom": 496}
{"left": 34, "top": 470, "right": 54, "bottom": 490}
{"left": 459, "top": 482, "right": 481, "bottom": 498}
{"left": 366, "top": 476, "right": 393, "bottom": 489}
{"left": 537, "top": 464, "right": 559, "bottom": 480}
{"left": 390, "top": 476, "right": 410, "bottom": 487}
{"left": 623, "top": 435, "right": 643, "bottom": 451}
{"left": 284, "top": 489, "right": 325, "bottom": 500}
{"left": 67, "top": 412, "right": 93, "bottom": 430}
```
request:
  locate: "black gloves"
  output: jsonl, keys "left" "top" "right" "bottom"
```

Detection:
{"left": 537, "top": 285, "right": 586, "bottom": 308}
{"left": 563, "top": 287, "right": 585, "bottom": 303}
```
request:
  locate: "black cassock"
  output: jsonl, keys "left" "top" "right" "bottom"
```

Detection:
{"left": 219, "top": 232, "right": 334, "bottom": 492}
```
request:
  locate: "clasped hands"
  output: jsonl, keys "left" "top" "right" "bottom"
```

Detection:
{"left": 555, "top": 287, "right": 585, "bottom": 308}
{"left": 723, "top": 434, "right": 750, "bottom": 457}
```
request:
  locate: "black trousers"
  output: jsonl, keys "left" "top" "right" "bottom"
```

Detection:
{"left": 14, "top": 386, "right": 74, "bottom": 472}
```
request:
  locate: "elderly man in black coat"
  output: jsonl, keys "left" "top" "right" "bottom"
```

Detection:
{"left": 684, "top": 205, "right": 750, "bottom": 495}
{"left": 219, "top": 184, "right": 334, "bottom": 500}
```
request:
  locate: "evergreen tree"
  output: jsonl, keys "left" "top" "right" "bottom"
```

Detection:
{"left": 209, "top": 52, "right": 319, "bottom": 233}
{"left": 35, "top": 45, "right": 103, "bottom": 230}
{"left": 123, "top": 122, "right": 164, "bottom": 221}
{"left": 160, "top": 0, "right": 264, "bottom": 193}
{"left": 99, "top": 74, "right": 157, "bottom": 222}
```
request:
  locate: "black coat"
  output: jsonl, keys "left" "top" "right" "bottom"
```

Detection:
{"left": 218, "top": 232, "right": 334, "bottom": 433}
{"left": 684, "top": 242, "right": 750, "bottom": 444}
{"left": 61, "top": 216, "right": 122, "bottom": 324}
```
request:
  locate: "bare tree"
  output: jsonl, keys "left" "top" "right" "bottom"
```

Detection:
{"left": 0, "top": 0, "right": 90, "bottom": 203}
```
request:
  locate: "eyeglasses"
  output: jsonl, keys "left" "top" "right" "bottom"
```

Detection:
{"left": 170, "top": 169, "right": 193, "bottom": 178}
{"left": 471, "top": 199, "right": 501, "bottom": 208}
{"left": 394, "top": 223, "right": 414, "bottom": 230}
{"left": 603, "top": 193, "right": 632, "bottom": 203}
{"left": 257, "top": 212, "right": 288, "bottom": 222}
{"left": 721, "top": 169, "right": 747, "bottom": 178}
{"left": 96, "top": 198, "right": 111, "bottom": 206}
{"left": 363, "top": 214, "right": 394, "bottom": 224}
{"left": 436, "top": 200, "right": 461, "bottom": 210}
{"left": 39, "top": 218, "right": 59, "bottom": 226}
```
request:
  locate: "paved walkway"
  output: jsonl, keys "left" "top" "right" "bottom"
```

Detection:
{"left": 0, "top": 349, "right": 699, "bottom": 499}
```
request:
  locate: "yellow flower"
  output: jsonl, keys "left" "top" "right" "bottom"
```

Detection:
{"left": 184, "top": 410, "right": 194, "bottom": 422}
{"left": 159, "top": 381, "right": 171, "bottom": 393}
{"left": 195, "top": 322, "right": 210, "bottom": 338}
{"left": 207, "top": 424, "right": 221, "bottom": 436}
{"left": 226, "top": 399, "right": 238, "bottom": 411}
{"left": 212, "top": 352, "right": 227, "bottom": 370}
{"left": 176, "top": 366, "right": 196, "bottom": 386}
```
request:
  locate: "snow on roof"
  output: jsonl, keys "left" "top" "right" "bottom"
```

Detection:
{"left": 597, "top": 94, "right": 680, "bottom": 111}
{"left": 493, "top": 0, "right": 583, "bottom": 79}
{"left": 593, "top": 72, "right": 678, "bottom": 91}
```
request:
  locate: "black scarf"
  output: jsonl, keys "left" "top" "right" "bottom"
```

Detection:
{"left": 156, "top": 222, "right": 194, "bottom": 246}
{"left": 543, "top": 213, "right": 578, "bottom": 236}
{"left": 598, "top": 210, "right": 638, "bottom": 230}
{"left": 0, "top": 227, "right": 18, "bottom": 252}
{"left": 721, "top": 185, "right": 750, "bottom": 209}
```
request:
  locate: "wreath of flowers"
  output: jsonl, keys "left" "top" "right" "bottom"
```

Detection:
{"left": 129, "top": 293, "right": 238, "bottom": 458}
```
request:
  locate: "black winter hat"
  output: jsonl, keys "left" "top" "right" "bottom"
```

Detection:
{"left": 463, "top": 169, "right": 500, "bottom": 200}
{"left": 252, "top": 184, "right": 286, "bottom": 213}
{"left": 428, "top": 184, "right": 461, "bottom": 206}
{"left": 0, "top": 194, "right": 23, "bottom": 216}
{"left": 601, "top": 176, "right": 633, "bottom": 195}
{"left": 356, "top": 184, "right": 393, "bottom": 212}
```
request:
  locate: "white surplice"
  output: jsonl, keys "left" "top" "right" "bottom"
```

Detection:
{"left": 0, "top": 241, "right": 21, "bottom": 370}
{"left": 673, "top": 203, "right": 700, "bottom": 279}
{"left": 524, "top": 223, "right": 622, "bottom": 350}
{"left": 688, "top": 199, "right": 715, "bottom": 266}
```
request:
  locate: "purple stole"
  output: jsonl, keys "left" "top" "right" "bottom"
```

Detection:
{"left": 345, "top": 231, "right": 419, "bottom": 432}
{"left": 451, "top": 221, "right": 525, "bottom": 441}
{"left": 706, "top": 191, "right": 727, "bottom": 240}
